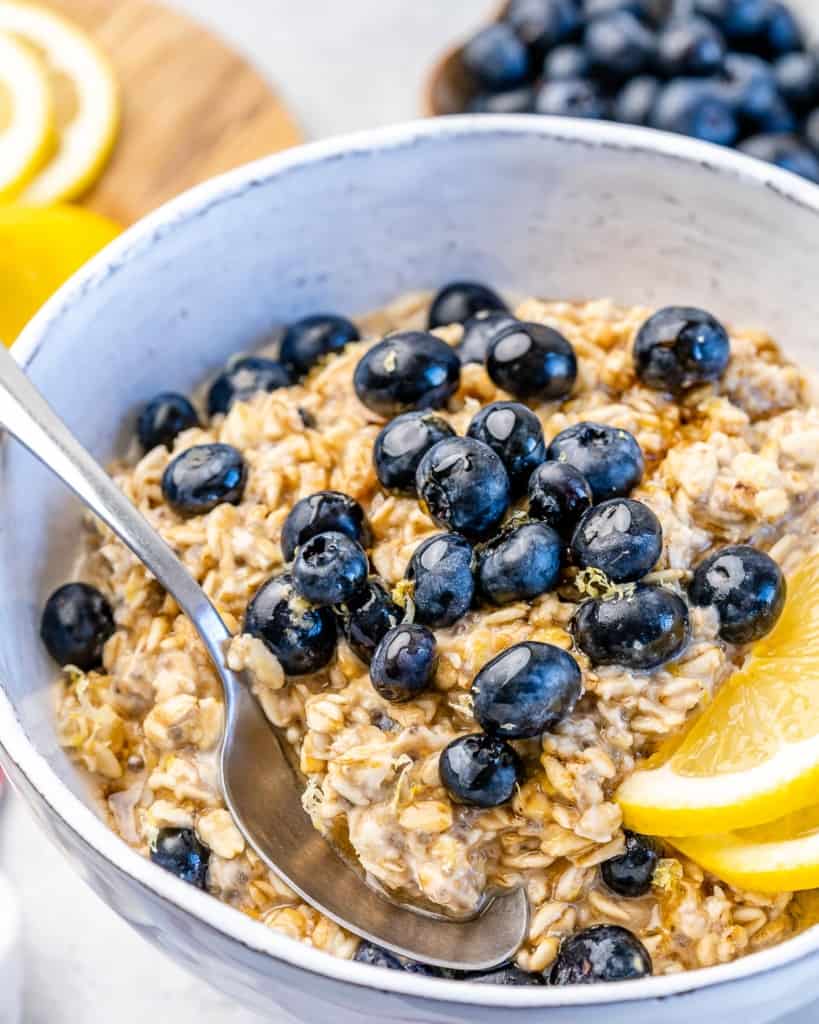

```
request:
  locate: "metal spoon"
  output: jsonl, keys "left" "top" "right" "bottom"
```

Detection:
{"left": 0, "top": 344, "right": 528, "bottom": 971}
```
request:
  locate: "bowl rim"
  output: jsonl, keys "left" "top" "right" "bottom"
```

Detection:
{"left": 3, "top": 114, "right": 819, "bottom": 1010}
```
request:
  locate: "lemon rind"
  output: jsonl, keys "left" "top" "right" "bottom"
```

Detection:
{"left": 0, "top": 29, "right": 54, "bottom": 200}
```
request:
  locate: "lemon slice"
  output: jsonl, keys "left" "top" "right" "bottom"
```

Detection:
{"left": 0, "top": 30, "right": 54, "bottom": 199}
{"left": 0, "top": 204, "right": 120, "bottom": 343}
{"left": 0, "top": 2, "right": 119, "bottom": 204}
{"left": 618, "top": 553, "right": 819, "bottom": 837}
{"left": 673, "top": 804, "right": 819, "bottom": 893}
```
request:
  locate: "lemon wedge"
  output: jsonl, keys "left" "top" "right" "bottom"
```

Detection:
{"left": 0, "top": 30, "right": 54, "bottom": 200}
{"left": 618, "top": 553, "right": 819, "bottom": 837}
{"left": 0, "top": 2, "right": 119, "bottom": 204}
{"left": 0, "top": 204, "right": 120, "bottom": 343}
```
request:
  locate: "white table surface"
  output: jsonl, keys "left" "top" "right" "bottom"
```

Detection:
{"left": 2, "top": 1, "right": 818, "bottom": 1022}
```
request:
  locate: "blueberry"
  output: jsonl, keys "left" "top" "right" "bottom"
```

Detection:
{"left": 612, "top": 75, "right": 661, "bottom": 124}
{"left": 585, "top": 12, "right": 656, "bottom": 81}
{"left": 279, "top": 314, "right": 359, "bottom": 378}
{"left": 292, "top": 531, "right": 368, "bottom": 607}
{"left": 548, "top": 422, "right": 644, "bottom": 502}
{"left": 416, "top": 437, "right": 510, "bottom": 541}
{"left": 775, "top": 52, "right": 819, "bottom": 110}
{"left": 245, "top": 573, "right": 337, "bottom": 675}
{"left": 754, "top": 92, "right": 797, "bottom": 133}
{"left": 721, "top": 52, "right": 780, "bottom": 124}
{"left": 486, "top": 322, "right": 577, "bottom": 401}
{"left": 572, "top": 498, "right": 662, "bottom": 583}
{"left": 161, "top": 443, "right": 246, "bottom": 516}
{"left": 374, "top": 412, "right": 455, "bottom": 495}
{"left": 468, "top": 87, "right": 536, "bottom": 114}
{"left": 544, "top": 43, "right": 591, "bottom": 79}
{"left": 467, "top": 401, "right": 547, "bottom": 495}
{"left": 428, "top": 281, "right": 508, "bottom": 329}
{"left": 739, "top": 133, "right": 819, "bottom": 181}
{"left": 150, "top": 827, "right": 209, "bottom": 889}
{"left": 694, "top": 0, "right": 732, "bottom": 22}
{"left": 634, "top": 306, "right": 731, "bottom": 392}
{"left": 472, "top": 640, "right": 581, "bottom": 740}
{"left": 439, "top": 733, "right": 523, "bottom": 807}
{"left": 572, "top": 583, "right": 690, "bottom": 669}
{"left": 336, "top": 578, "right": 402, "bottom": 664}
{"left": 506, "top": 0, "right": 582, "bottom": 54}
{"left": 370, "top": 623, "right": 437, "bottom": 702}
{"left": 459, "top": 965, "right": 545, "bottom": 985}
{"left": 477, "top": 521, "right": 563, "bottom": 606}
{"left": 41, "top": 582, "right": 115, "bottom": 670}
{"left": 650, "top": 78, "right": 739, "bottom": 145}
{"left": 456, "top": 312, "right": 518, "bottom": 365}
{"left": 602, "top": 831, "right": 659, "bottom": 897}
{"left": 584, "top": 0, "right": 665, "bottom": 23}
{"left": 550, "top": 925, "right": 652, "bottom": 984}
{"left": 207, "top": 356, "right": 292, "bottom": 416}
{"left": 528, "top": 461, "right": 593, "bottom": 537}
{"left": 765, "top": 2, "right": 805, "bottom": 57}
{"left": 353, "top": 332, "right": 461, "bottom": 418}
{"left": 406, "top": 533, "right": 475, "bottom": 628}
{"left": 656, "top": 17, "right": 726, "bottom": 77}
{"left": 137, "top": 393, "right": 199, "bottom": 452}
{"left": 463, "top": 23, "right": 531, "bottom": 91}
{"left": 689, "top": 544, "right": 786, "bottom": 644}
{"left": 281, "top": 491, "right": 371, "bottom": 562}
{"left": 354, "top": 942, "right": 404, "bottom": 970}
{"left": 722, "top": 0, "right": 776, "bottom": 47}
{"left": 534, "top": 77, "right": 609, "bottom": 117}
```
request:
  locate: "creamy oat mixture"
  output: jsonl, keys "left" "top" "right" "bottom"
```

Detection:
{"left": 55, "top": 291, "right": 819, "bottom": 976}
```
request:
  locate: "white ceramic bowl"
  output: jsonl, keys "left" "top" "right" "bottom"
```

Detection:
{"left": 2, "top": 116, "right": 819, "bottom": 1024}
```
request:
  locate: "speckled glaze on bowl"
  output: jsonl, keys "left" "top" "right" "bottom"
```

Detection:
{"left": 3, "top": 117, "right": 819, "bottom": 1024}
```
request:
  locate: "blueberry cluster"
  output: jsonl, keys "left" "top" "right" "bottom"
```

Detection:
{"left": 457, "top": 0, "right": 819, "bottom": 182}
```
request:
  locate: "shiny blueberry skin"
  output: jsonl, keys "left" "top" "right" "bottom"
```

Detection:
{"left": 407, "top": 533, "right": 475, "bottom": 628}
{"left": 468, "top": 86, "right": 535, "bottom": 114}
{"left": 763, "top": 2, "right": 805, "bottom": 57}
{"left": 612, "top": 74, "right": 661, "bottom": 124}
{"left": 739, "top": 133, "right": 819, "bottom": 182}
{"left": 548, "top": 422, "right": 644, "bottom": 503}
{"left": 292, "top": 531, "right": 368, "bottom": 607}
{"left": 585, "top": 11, "right": 656, "bottom": 80}
{"left": 40, "top": 582, "right": 115, "bottom": 670}
{"left": 689, "top": 544, "right": 786, "bottom": 644}
{"left": 373, "top": 412, "right": 455, "bottom": 495}
{"left": 721, "top": 52, "right": 779, "bottom": 124}
{"left": 572, "top": 498, "right": 662, "bottom": 584}
{"left": 585, "top": 0, "right": 665, "bottom": 23}
{"left": 150, "top": 828, "right": 209, "bottom": 889}
{"left": 439, "top": 733, "right": 523, "bottom": 808}
{"left": 281, "top": 491, "right": 371, "bottom": 562}
{"left": 528, "top": 461, "right": 593, "bottom": 537}
{"left": 634, "top": 306, "right": 731, "bottom": 392}
{"left": 137, "top": 392, "right": 199, "bottom": 452}
{"left": 602, "top": 831, "right": 659, "bottom": 897}
{"left": 207, "top": 356, "right": 292, "bottom": 416}
{"left": 487, "top": 321, "right": 577, "bottom": 401}
{"left": 463, "top": 23, "right": 531, "bottom": 90}
{"left": 279, "top": 314, "right": 360, "bottom": 378}
{"left": 550, "top": 925, "right": 652, "bottom": 984}
{"left": 572, "top": 583, "right": 690, "bottom": 670}
{"left": 467, "top": 401, "right": 547, "bottom": 495}
{"left": 456, "top": 312, "right": 518, "bottom": 364}
{"left": 656, "top": 16, "right": 726, "bottom": 76}
{"left": 774, "top": 52, "right": 819, "bottom": 110}
{"left": 161, "top": 443, "right": 246, "bottom": 516}
{"left": 458, "top": 966, "right": 545, "bottom": 985}
{"left": 370, "top": 624, "right": 437, "bottom": 703}
{"left": 544, "top": 43, "right": 591, "bottom": 78}
{"left": 534, "top": 77, "right": 608, "bottom": 117}
{"left": 477, "top": 521, "right": 563, "bottom": 606}
{"left": 506, "top": 0, "right": 582, "bottom": 53}
{"left": 428, "top": 281, "right": 509, "bottom": 329}
{"left": 245, "top": 572, "right": 337, "bottom": 676}
{"left": 354, "top": 943, "right": 444, "bottom": 976}
{"left": 473, "top": 640, "right": 582, "bottom": 740}
{"left": 650, "top": 78, "right": 739, "bottom": 145}
{"left": 416, "top": 437, "right": 510, "bottom": 541}
{"left": 336, "top": 578, "right": 402, "bottom": 664}
{"left": 353, "top": 332, "right": 461, "bottom": 417}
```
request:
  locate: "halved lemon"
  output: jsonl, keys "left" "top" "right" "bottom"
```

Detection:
{"left": 618, "top": 553, "right": 819, "bottom": 837}
{"left": 0, "top": 2, "right": 119, "bottom": 204}
{"left": 0, "top": 30, "right": 54, "bottom": 200}
{"left": 0, "top": 204, "right": 120, "bottom": 343}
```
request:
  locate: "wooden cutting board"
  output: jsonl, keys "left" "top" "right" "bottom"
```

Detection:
{"left": 45, "top": 0, "right": 302, "bottom": 224}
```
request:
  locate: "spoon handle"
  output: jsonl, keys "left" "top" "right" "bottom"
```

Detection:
{"left": 0, "top": 346, "right": 232, "bottom": 663}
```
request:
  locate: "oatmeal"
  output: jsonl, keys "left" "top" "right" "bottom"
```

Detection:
{"left": 48, "top": 287, "right": 819, "bottom": 981}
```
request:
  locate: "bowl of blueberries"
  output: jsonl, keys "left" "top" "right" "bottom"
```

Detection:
{"left": 427, "top": 0, "right": 819, "bottom": 181}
